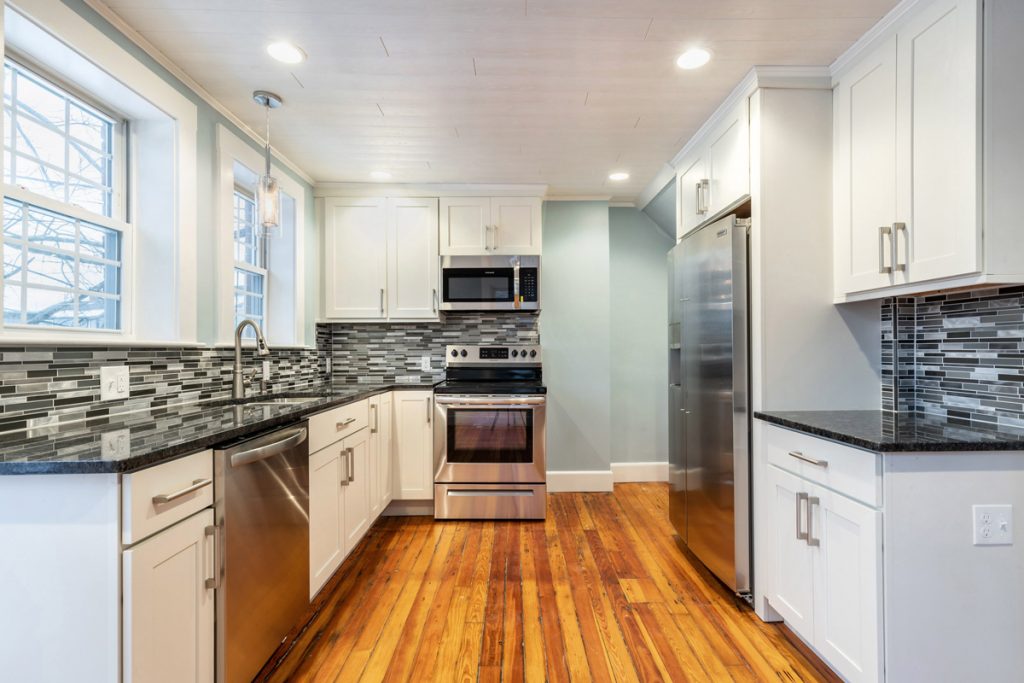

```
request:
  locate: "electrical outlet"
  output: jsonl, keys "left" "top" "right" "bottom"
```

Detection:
{"left": 262, "top": 360, "right": 271, "bottom": 379}
{"left": 325, "top": 357, "right": 333, "bottom": 374}
{"left": 101, "top": 429, "right": 130, "bottom": 458}
{"left": 973, "top": 504, "right": 1014, "bottom": 546}
{"left": 420, "top": 355, "right": 431, "bottom": 372}
{"left": 100, "top": 366, "right": 130, "bottom": 401}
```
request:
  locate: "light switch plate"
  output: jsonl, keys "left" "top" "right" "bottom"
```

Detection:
{"left": 420, "top": 355, "right": 431, "bottom": 372}
{"left": 100, "top": 366, "right": 130, "bottom": 401}
{"left": 973, "top": 504, "right": 1014, "bottom": 546}
{"left": 101, "top": 429, "right": 130, "bottom": 458}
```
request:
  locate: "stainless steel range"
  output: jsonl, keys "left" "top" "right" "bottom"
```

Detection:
{"left": 433, "top": 344, "right": 547, "bottom": 520}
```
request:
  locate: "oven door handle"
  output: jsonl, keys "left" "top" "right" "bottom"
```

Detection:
{"left": 434, "top": 395, "right": 546, "bottom": 407}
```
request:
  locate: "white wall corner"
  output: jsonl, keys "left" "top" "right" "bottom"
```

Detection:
{"left": 611, "top": 462, "right": 669, "bottom": 483}
{"left": 546, "top": 470, "right": 615, "bottom": 493}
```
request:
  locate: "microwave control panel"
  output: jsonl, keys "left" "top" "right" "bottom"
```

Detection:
{"left": 520, "top": 269, "right": 538, "bottom": 302}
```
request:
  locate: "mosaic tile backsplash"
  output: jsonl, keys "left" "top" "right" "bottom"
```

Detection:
{"left": 0, "top": 344, "right": 326, "bottom": 434}
{"left": 881, "top": 286, "right": 1024, "bottom": 427}
{"left": 324, "top": 312, "right": 540, "bottom": 383}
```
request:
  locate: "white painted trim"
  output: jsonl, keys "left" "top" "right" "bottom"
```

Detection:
{"left": 544, "top": 195, "right": 612, "bottom": 202}
{"left": 215, "top": 124, "right": 306, "bottom": 346}
{"left": 546, "top": 470, "right": 614, "bottom": 493}
{"left": 829, "top": 0, "right": 924, "bottom": 82}
{"left": 5, "top": 0, "right": 198, "bottom": 343}
{"left": 608, "top": 201, "right": 636, "bottom": 208}
{"left": 636, "top": 163, "right": 676, "bottom": 211}
{"left": 611, "top": 462, "right": 669, "bottom": 483}
{"left": 315, "top": 182, "right": 548, "bottom": 198}
{"left": 80, "top": 0, "right": 314, "bottom": 186}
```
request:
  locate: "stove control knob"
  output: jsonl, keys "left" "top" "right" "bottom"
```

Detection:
{"left": 511, "top": 350, "right": 519, "bottom": 357}
{"left": 450, "top": 349, "right": 458, "bottom": 358}
{"left": 460, "top": 350, "right": 468, "bottom": 358}
{"left": 529, "top": 350, "right": 538, "bottom": 358}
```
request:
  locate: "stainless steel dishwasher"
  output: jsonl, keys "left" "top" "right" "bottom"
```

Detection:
{"left": 213, "top": 423, "right": 309, "bottom": 683}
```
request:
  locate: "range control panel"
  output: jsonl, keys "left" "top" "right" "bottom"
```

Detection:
{"left": 446, "top": 344, "right": 542, "bottom": 366}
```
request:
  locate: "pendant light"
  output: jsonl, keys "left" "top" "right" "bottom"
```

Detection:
{"left": 253, "top": 90, "right": 283, "bottom": 238}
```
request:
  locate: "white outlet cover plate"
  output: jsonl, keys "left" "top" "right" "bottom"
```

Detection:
{"left": 420, "top": 356, "right": 431, "bottom": 372}
{"left": 100, "top": 366, "right": 130, "bottom": 401}
{"left": 973, "top": 504, "right": 1014, "bottom": 546}
{"left": 101, "top": 429, "right": 131, "bottom": 458}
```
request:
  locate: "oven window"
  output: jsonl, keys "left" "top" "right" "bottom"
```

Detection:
{"left": 447, "top": 409, "right": 534, "bottom": 464}
{"left": 444, "top": 269, "right": 513, "bottom": 302}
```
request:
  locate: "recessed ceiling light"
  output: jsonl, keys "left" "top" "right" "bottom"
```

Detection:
{"left": 370, "top": 171, "right": 392, "bottom": 180}
{"left": 267, "top": 42, "right": 306, "bottom": 64}
{"left": 608, "top": 172, "right": 630, "bottom": 181}
{"left": 676, "top": 47, "right": 711, "bottom": 70}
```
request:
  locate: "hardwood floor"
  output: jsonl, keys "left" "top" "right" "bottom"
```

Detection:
{"left": 258, "top": 483, "right": 839, "bottom": 682}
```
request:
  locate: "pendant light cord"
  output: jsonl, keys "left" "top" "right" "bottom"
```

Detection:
{"left": 264, "top": 104, "right": 272, "bottom": 177}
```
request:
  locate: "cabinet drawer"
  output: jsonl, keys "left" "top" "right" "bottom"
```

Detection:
{"left": 762, "top": 424, "right": 880, "bottom": 507}
{"left": 122, "top": 450, "right": 213, "bottom": 545}
{"left": 309, "top": 399, "right": 369, "bottom": 453}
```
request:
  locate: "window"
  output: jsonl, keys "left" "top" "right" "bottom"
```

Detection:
{"left": 2, "top": 57, "right": 127, "bottom": 331}
{"left": 232, "top": 186, "right": 266, "bottom": 334}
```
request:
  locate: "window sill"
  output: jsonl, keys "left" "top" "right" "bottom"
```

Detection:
{"left": 0, "top": 335, "right": 205, "bottom": 348}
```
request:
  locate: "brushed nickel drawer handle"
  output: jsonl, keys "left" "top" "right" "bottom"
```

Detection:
{"left": 204, "top": 524, "right": 220, "bottom": 590}
{"left": 336, "top": 417, "right": 357, "bottom": 431}
{"left": 152, "top": 478, "right": 211, "bottom": 505}
{"left": 796, "top": 492, "right": 809, "bottom": 541}
{"left": 806, "top": 496, "right": 821, "bottom": 547}
{"left": 789, "top": 451, "right": 828, "bottom": 468}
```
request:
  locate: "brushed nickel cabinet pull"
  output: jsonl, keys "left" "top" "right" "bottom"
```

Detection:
{"left": 789, "top": 450, "right": 828, "bottom": 468}
{"left": 336, "top": 417, "right": 357, "bottom": 431}
{"left": 796, "top": 492, "right": 809, "bottom": 542}
{"left": 204, "top": 524, "right": 220, "bottom": 590}
{"left": 878, "top": 226, "right": 892, "bottom": 274}
{"left": 893, "top": 222, "right": 907, "bottom": 272}
{"left": 152, "top": 478, "right": 211, "bottom": 505}
{"left": 347, "top": 447, "right": 355, "bottom": 482}
{"left": 806, "top": 496, "right": 821, "bottom": 547}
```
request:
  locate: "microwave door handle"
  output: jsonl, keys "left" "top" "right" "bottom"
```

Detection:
{"left": 513, "top": 258, "right": 520, "bottom": 309}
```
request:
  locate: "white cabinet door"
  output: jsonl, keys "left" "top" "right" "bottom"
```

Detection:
{"left": 393, "top": 390, "right": 434, "bottom": 500}
{"left": 677, "top": 153, "right": 707, "bottom": 239}
{"left": 342, "top": 428, "right": 371, "bottom": 554}
{"left": 766, "top": 465, "right": 815, "bottom": 641}
{"left": 896, "top": 0, "right": 980, "bottom": 283}
{"left": 440, "top": 197, "right": 490, "bottom": 255}
{"left": 834, "top": 36, "right": 900, "bottom": 295}
{"left": 323, "top": 197, "right": 388, "bottom": 319}
{"left": 309, "top": 445, "right": 345, "bottom": 598}
{"left": 811, "top": 487, "right": 883, "bottom": 683}
{"left": 123, "top": 509, "right": 214, "bottom": 683}
{"left": 706, "top": 99, "right": 750, "bottom": 217}
{"left": 388, "top": 197, "right": 440, "bottom": 320}
{"left": 490, "top": 197, "right": 542, "bottom": 255}
{"left": 377, "top": 393, "right": 394, "bottom": 510}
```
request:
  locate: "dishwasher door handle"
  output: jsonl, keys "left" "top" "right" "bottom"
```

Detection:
{"left": 229, "top": 427, "right": 308, "bottom": 468}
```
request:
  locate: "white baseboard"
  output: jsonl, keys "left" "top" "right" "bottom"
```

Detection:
{"left": 546, "top": 470, "right": 614, "bottom": 492}
{"left": 611, "top": 461, "right": 669, "bottom": 483}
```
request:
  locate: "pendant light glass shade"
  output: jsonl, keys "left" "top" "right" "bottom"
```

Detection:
{"left": 252, "top": 90, "right": 283, "bottom": 238}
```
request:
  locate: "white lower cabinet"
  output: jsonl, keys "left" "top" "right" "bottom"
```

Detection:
{"left": 369, "top": 393, "right": 394, "bottom": 517}
{"left": 309, "top": 443, "right": 346, "bottom": 598}
{"left": 122, "top": 508, "right": 215, "bottom": 683}
{"left": 766, "top": 463, "right": 883, "bottom": 683}
{"left": 392, "top": 390, "right": 435, "bottom": 500}
{"left": 341, "top": 428, "right": 371, "bottom": 554}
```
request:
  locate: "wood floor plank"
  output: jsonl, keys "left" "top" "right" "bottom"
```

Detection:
{"left": 261, "top": 485, "right": 838, "bottom": 683}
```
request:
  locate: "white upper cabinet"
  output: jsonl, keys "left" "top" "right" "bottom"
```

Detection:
{"left": 676, "top": 99, "right": 749, "bottom": 240}
{"left": 833, "top": 0, "right": 983, "bottom": 300}
{"left": 323, "top": 197, "right": 388, "bottom": 319}
{"left": 440, "top": 197, "right": 542, "bottom": 255}
{"left": 322, "top": 196, "right": 439, "bottom": 321}
{"left": 388, "top": 197, "right": 440, "bottom": 319}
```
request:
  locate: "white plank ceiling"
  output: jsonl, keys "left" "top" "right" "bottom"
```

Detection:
{"left": 98, "top": 0, "right": 899, "bottom": 200}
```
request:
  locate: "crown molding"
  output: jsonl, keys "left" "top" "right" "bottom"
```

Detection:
{"left": 82, "top": 0, "right": 315, "bottom": 186}
{"left": 829, "top": 0, "right": 924, "bottom": 82}
{"left": 543, "top": 195, "right": 611, "bottom": 202}
{"left": 315, "top": 182, "right": 549, "bottom": 198}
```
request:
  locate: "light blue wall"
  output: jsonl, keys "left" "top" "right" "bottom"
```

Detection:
{"left": 609, "top": 207, "right": 673, "bottom": 464}
{"left": 59, "top": 1, "right": 318, "bottom": 345}
{"left": 540, "top": 201, "right": 611, "bottom": 473}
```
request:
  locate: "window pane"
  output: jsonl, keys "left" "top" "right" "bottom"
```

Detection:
{"left": 25, "top": 248, "right": 75, "bottom": 289}
{"left": 4, "top": 59, "right": 117, "bottom": 220}
{"left": 79, "top": 259, "right": 119, "bottom": 294}
{"left": 4, "top": 283, "right": 22, "bottom": 324}
{"left": 78, "top": 294, "right": 119, "bottom": 329}
{"left": 234, "top": 268, "right": 264, "bottom": 294}
{"left": 233, "top": 190, "right": 264, "bottom": 268}
{"left": 25, "top": 286, "right": 75, "bottom": 327}
{"left": 3, "top": 199, "right": 21, "bottom": 237}
{"left": 25, "top": 205, "right": 76, "bottom": 251}
{"left": 80, "top": 224, "right": 120, "bottom": 261}
{"left": 4, "top": 243, "right": 22, "bottom": 280}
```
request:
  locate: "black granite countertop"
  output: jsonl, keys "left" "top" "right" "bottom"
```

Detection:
{"left": 0, "top": 382, "right": 437, "bottom": 475}
{"left": 755, "top": 410, "right": 1024, "bottom": 453}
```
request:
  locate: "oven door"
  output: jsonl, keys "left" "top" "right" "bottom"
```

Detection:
{"left": 434, "top": 395, "right": 546, "bottom": 484}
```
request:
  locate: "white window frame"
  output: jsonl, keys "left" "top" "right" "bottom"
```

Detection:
{"left": 2, "top": 0, "right": 199, "bottom": 344}
{"left": 232, "top": 183, "right": 267, "bottom": 333}
{"left": 1, "top": 54, "right": 131, "bottom": 333}
{"left": 216, "top": 124, "right": 305, "bottom": 347}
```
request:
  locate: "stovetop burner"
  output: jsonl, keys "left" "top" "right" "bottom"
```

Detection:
{"left": 433, "top": 380, "right": 547, "bottom": 396}
{"left": 437, "top": 344, "right": 544, "bottom": 395}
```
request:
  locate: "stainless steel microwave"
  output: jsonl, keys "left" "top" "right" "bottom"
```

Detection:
{"left": 439, "top": 255, "right": 540, "bottom": 311}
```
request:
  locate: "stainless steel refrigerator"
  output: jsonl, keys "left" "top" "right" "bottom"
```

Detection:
{"left": 668, "top": 213, "right": 751, "bottom": 596}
